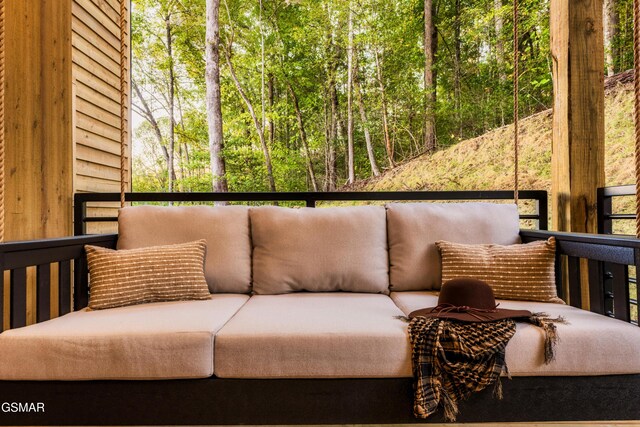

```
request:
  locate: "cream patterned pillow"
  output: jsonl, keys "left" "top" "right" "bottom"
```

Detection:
{"left": 86, "top": 240, "right": 211, "bottom": 310}
{"left": 436, "top": 238, "right": 563, "bottom": 304}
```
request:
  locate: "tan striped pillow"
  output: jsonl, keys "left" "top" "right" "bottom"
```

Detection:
{"left": 85, "top": 240, "right": 211, "bottom": 310}
{"left": 436, "top": 238, "right": 563, "bottom": 304}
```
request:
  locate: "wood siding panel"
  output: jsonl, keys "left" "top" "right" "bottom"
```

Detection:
{"left": 72, "top": 0, "right": 131, "bottom": 223}
{"left": 76, "top": 144, "right": 123, "bottom": 168}
{"left": 73, "top": 47, "right": 121, "bottom": 89}
{"left": 72, "top": 1, "right": 120, "bottom": 51}
{"left": 72, "top": 31, "right": 120, "bottom": 75}
{"left": 75, "top": 81, "right": 120, "bottom": 116}
{"left": 74, "top": 66, "right": 121, "bottom": 102}
{"left": 76, "top": 128, "right": 126, "bottom": 157}
{"left": 90, "top": 0, "right": 120, "bottom": 25}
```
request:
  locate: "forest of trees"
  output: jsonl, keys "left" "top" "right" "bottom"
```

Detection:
{"left": 131, "top": 0, "right": 636, "bottom": 193}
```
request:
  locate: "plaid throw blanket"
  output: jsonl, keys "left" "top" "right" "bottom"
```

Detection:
{"left": 407, "top": 314, "right": 564, "bottom": 421}
{"left": 408, "top": 317, "right": 515, "bottom": 421}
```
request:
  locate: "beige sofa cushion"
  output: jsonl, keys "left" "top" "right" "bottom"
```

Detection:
{"left": 391, "top": 291, "right": 640, "bottom": 376}
{"left": 214, "top": 293, "right": 412, "bottom": 378}
{"left": 386, "top": 202, "right": 521, "bottom": 291}
{"left": 0, "top": 295, "right": 249, "bottom": 380}
{"left": 118, "top": 205, "right": 251, "bottom": 293}
{"left": 250, "top": 206, "right": 389, "bottom": 294}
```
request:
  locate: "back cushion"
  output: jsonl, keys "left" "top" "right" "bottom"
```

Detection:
{"left": 117, "top": 205, "right": 251, "bottom": 294}
{"left": 386, "top": 202, "right": 521, "bottom": 291}
{"left": 250, "top": 206, "right": 389, "bottom": 294}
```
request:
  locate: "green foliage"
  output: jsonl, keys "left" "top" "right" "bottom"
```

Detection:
{"left": 129, "top": 0, "right": 623, "bottom": 193}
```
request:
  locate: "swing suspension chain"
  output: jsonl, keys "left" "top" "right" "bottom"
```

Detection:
{"left": 634, "top": 0, "right": 640, "bottom": 238}
{"left": 513, "top": 0, "right": 519, "bottom": 206}
{"left": 119, "top": 0, "right": 127, "bottom": 209}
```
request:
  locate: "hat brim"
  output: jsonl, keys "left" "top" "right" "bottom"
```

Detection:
{"left": 409, "top": 307, "right": 532, "bottom": 323}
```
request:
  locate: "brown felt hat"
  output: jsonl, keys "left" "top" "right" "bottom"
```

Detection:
{"left": 409, "top": 277, "right": 532, "bottom": 322}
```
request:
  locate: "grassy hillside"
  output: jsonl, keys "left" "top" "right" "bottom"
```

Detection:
{"left": 345, "top": 72, "right": 636, "bottom": 232}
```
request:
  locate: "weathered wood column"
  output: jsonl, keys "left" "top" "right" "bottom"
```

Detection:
{"left": 551, "top": 0, "right": 605, "bottom": 233}
{"left": 5, "top": 0, "right": 74, "bottom": 241}
{"left": 550, "top": 0, "right": 605, "bottom": 305}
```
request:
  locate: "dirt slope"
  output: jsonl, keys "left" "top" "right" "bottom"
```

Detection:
{"left": 346, "top": 71, "right": 635, "bottom": 195}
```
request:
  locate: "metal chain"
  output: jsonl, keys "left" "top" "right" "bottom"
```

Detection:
{"left": 0, "top": 0, "right": 5, "bottom": 241}
{"left": 513, "top": 0, "right": 519, "bottom": 206}
{"left": 120, "top": 0, "right": 127, "bottom": 208}
{"left": 634, "top": 0, "right": 640, "bottom": 238}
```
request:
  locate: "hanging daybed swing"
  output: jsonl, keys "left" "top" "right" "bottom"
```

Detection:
{"left": 0, "top": 0, "right": 640, "bottom": 425}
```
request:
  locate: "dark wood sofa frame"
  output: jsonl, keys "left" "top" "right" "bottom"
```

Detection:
{"left": 0, "top": 191, "right": 639, "bottom": 425}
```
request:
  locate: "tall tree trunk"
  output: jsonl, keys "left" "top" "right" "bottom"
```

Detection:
{"left": 288, "top": 83, "right": 319, "bottom": 191}
{"left": 494, "top": 0, "right": 505, "bottom": 80}
{"left": 454, "top": 0, "right": 461, "bottom": 136}
{"left": 224, "top": 47, "right": 277, "bottom": 192}
{"left": 322, "top": 94, "right": 331, "bottom": 191}
{"left": 205, "top": 0, "right": 228, "bottom": 194}
{"left": 353, "top": 60, "right": 380, "bottom": 177}
{"left": 259, "top": 0, "right": 266, "bottom": 130}
{"left": 494, "top": 0, "right": 506, "bottom": 125}
{"left": 346, "top": 4, "right": 355, "bottom": 184}
{"left": 328, "top": 82, "right": 339, "bottom": 190}
{"left": 268, "top": 73, "right": 275, "bottom": 147}
{"left": 423, "top": 0, "right": 436, "bottom": 153}
{"left": 374, "top": 49, "right": 395, "bottom": 168}
{"left": 603, "top": 0, "right": 618, "bottom": 77}
{"left": 166, "top": 14, "right": 177, "bottom": 191}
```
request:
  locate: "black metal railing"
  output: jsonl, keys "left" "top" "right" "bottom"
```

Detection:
{"left": 73, "top": 190, "right": 548, "bottom": 235}
{"left": 597, "top": 185, "right": 638, "bottom": 324}
{"left": 6, "top": 190, "right": 640, "bottom": 333}
{"left": 0, "top": 234, "right": 118, "bottom": 332}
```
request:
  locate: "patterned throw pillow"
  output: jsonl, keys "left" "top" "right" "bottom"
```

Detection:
{"left": 435, "top": 238, "right": 563, "bottom": 304}
{"left": 85, "top": 240, "right": 211, "bottom": 310}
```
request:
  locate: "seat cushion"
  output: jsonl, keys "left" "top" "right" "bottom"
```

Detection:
{"left": 118, "top": 205, "right": 252, "bottom": 293}
{"left": 391, "top": 291, "right": 640, "bottom": 376}
{"left": 214, "top": 293, "right": 412, "bottom": 378}
{"left": 386, "top": 202, "right": 521, "bottom": 291}
{"left": 0, "top": 294, "right": 249, "bottom": 380}
{"left": 250, "top": 206, "right": 389, "bottom": 294}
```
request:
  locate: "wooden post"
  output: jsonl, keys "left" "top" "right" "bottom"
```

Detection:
{"left": 5, "top": 0, "right": 73, "bottom": 241}
{"left": 550, "top": 0, "right": 605, "bottom": 307}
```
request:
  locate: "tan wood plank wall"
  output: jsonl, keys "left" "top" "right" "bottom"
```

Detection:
{"left": 2, "top": 0, "right": 131, "bottom": 329}
{"left": 2, "top": 0, "right": 74, "bottom": 329}
{"left": 72, "top": 0, "right": 131, "bottom": 234}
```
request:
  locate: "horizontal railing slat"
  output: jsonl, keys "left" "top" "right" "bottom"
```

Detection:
{"left": 603, "top": 214, "right": 636, "bottom": 220}
{"left": 601, "top": 185, "right": 636, "bottom": 197}
{"left": 0, "top": 234, "right": 117, "bottom": 253}
{"left": 520, "top": 230, "right": 640, "bottom": 250}
{"left": 75, "top": 190, "right": 548, "bottom": 203}
{"left": 0, "top": 235, "right": 117, "bottom": 270}
{"left": 558, "top": 241, "right": 635, "bottom": 265}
